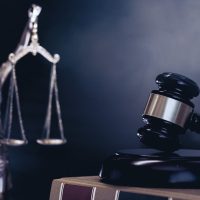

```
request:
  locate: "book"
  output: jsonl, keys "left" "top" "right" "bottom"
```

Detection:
{"left": 50, "top": 176, "right": 200, "bottom": 200}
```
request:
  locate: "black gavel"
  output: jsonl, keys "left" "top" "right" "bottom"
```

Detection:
{"left": 137, "top": 72, "right": 200, "bottom": 152}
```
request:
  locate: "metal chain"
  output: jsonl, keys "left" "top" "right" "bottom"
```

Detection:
{"left": 12, "top": 65, "right": 26, "bottom": 141}
{"left": 53, "top": 66, "right": 65, "bottom": 140}
{"left": 3, "top": 73, "right": 13, "bottom": 135}
{"left": 3, "top": 64, "right": 26, "bottom": 141}
{"left": 43, "top": 64, "right": 56, "bottom": 138}
{"left": 5, "top": 65, "right": 15, "bottom": 139}
{"left": 43, "top": 63, "right": 65, "bottom": 141}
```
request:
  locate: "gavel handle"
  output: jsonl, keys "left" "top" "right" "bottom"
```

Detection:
{"left": 190, "top": 113, "right": 200, "bottom": 133}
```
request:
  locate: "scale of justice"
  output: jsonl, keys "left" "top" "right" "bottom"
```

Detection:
{"left": 0, "top": 4, "right": 66, "bottom": 146}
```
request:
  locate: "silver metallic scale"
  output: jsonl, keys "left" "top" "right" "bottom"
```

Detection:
{"left": 0, "top": 4, "right": 67, "bottom": 146}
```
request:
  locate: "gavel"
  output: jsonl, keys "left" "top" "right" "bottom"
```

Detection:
{"left": 137, "top": 72, "right": 200, "bottom": 152}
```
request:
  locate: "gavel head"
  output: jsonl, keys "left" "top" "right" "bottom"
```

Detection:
{"left": 137, "top": 72, "right": 200, "bottom": 152}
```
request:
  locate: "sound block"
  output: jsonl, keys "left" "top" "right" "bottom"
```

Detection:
{"left": 99, "top": 149, "right": 200, "bottom": 188}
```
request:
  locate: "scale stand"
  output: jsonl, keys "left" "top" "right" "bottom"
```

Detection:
{"left": 0, "top": 4, "right": 67, "bottom": 146}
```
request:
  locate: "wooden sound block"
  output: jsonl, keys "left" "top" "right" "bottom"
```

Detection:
{"left": 100, "top": 149, "right": 200, "bottom": 188}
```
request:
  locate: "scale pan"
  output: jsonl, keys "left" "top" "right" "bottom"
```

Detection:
{"left": 36, "top": 138, "right": 67, "bottom": 145}
{"left": 0, "top": 139, "right": 28, "bottom": 146}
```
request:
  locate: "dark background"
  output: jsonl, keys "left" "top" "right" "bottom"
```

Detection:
{"left": 1, "top": 0, "right": 200, "bottom": 199}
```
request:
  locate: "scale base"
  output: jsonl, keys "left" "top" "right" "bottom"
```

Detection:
{"left": 99, "top": 149, "right": 200, "bottom": 188}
